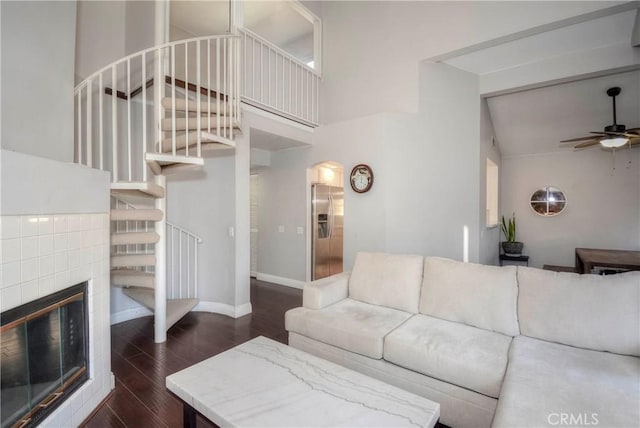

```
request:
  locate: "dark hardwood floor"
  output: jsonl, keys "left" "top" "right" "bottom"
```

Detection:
{"left": 82, "top": 278, "right": 302, "bottom": 428}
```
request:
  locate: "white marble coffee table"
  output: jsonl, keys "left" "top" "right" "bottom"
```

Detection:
{"left": 166, "top": 336, "right": 440, "bottom": 427}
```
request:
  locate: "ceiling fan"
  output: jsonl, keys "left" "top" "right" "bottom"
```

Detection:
{"left": 560, "top": 87, "right": 640, "bottom": 149}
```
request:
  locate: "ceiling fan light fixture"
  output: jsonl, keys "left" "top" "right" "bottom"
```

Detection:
{"left": 599, "top": 137, "right": 629, "bottom": 148}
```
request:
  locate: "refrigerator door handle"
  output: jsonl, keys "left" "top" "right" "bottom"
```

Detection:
{"left": 328, "top": 193, "right": 334, "bottom": 238}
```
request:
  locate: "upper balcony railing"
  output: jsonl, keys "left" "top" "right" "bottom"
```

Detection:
{"left": 239, "top": 28, "right": 320, "bottom": 126}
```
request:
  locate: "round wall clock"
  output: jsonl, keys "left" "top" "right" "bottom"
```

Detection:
{"left": 350, "top": 164, "right": 374, "bottom": 193}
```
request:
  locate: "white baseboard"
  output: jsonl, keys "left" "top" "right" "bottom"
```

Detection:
{"left": 110, "top": 300, "right": 252, "bottom": 324}
{"left": 110, "top": 307, "right": 153, "bottom": 325}
{"left": 194, "top": 301, "right": 253, "bottom": 318}
{"left": 256, "top": 273, "right": 306, "bottom": 290}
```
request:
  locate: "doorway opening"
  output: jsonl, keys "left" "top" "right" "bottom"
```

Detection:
{"left": 309, "top": 161, "right": 344, "bottom": 281}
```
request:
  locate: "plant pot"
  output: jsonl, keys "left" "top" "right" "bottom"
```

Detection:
{"left": 502, "top": 241, "right": 524, "bottom": 256}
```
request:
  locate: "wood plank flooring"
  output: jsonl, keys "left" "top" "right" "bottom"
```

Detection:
{"left": 82, "top": 278, "right": 302, "bottom": 428}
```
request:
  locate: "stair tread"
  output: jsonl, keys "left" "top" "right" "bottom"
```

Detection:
{"left": 111, "top": 209, "right": 164, "bottom": 221}
{"left": 111, "top": 269, "right": 155, "bottom": 289}
{"left": 145, "top": 152, "right": 205, "bottom": 166}
{"left": 159, "top": 131, "right": 236, "bottom": 152}
{"left": 161, "top": 117, "right": 240, "bottom": 132}
{"left": 111, "top": 253, "right": 156, "bottom": 268}
{"left": 122, "top": 287, "right": 199, "bottom": 329}
{"left": 162, "top": 97, "right": 231, "bottom": 114}
{"left": 111, "top": 231, "right": 160, "bottom": 246}
{"left": 111, "top": 182, "right": 165, "bottom": 199}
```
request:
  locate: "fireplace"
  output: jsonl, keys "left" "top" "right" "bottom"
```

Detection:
{"left": 1, "top": 282, "right": 89, "bottom": 428}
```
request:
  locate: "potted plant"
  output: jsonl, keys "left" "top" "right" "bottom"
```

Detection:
{"left": 501, "top": 214, "right": 524, "bottom": 256}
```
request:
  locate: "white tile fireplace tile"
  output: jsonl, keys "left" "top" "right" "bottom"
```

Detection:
{"left": 0, "top": 216, "right": 21, "bottom": 239}
{"left": 38, "top": 216, "right": 54, "bottom": 235}
{"left": 39, "top": 275, "right": 55, "bottom": 296}
{"left": 54, "top": 270, "right": 70, "bottom": 290}
{"left": 21, "top": 236, "right": 38, "bottom": 260}
{"left": 39, "top": 235, "right": 54, "bottom": 256}
{"left": 68, "top": 214, "right": 83, "bottom": 232}
{"left": 54, "top": 233, "right": 69, "bottom": 253}
{"left": 21, "top": 216, "right": 39, "bottom": 237}
{"left": 22, "top": 279, "right": 39, "bottom": 303}
{"left": 21, "top": 258, "right": 39, "bottom": 282}
{"left": 68, "top": 231, "right": 82, "bottom": 250}
{"left": 55, "top": 252, "right": 69, "bottom": 273}
{"left": 39, "top": 255, "right": 55, "bottom": 277}
{"left": 1, "top": 284, "right": 21, "bottom": 310}
{"left": 53, "top": 215, "right": 68, "bottom": 234}
{"left": 68, "top": 249, "right": 81, "bottom": 269}
{"left": 2, "top": 238, "right": 21, "bottom": 263}
{"left": 2, "top": 261, "right": 21, "bottom": 287}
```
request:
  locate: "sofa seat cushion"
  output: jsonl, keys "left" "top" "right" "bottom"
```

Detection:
{"left": 492, "top": 336, "right": 640, "bottom": 428}
{"left": 285, "top": 298, "right": 412, "bottom": 359}
{"left": 383, "top": 314, "right": 512, "bottom": 398}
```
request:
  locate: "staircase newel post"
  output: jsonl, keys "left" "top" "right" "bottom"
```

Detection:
{"left": 154, "top": 174, "right": 167, "bottom": 343}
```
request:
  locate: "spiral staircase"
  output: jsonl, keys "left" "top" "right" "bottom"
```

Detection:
{"left": 74, "top": 35, "right": 242, "bottom": 343}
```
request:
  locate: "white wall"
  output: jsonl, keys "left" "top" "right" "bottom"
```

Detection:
{"left": 76, "top": 1, "right": 157, "bottom": 82}
{"left": 166, "top": 154, "right": 237, "bottom": 306}
{"left": 319, "top": 1, "right": 623, "bottom": 124}
{"left": 1, "top": 0, "right": 77, "bottom": 163}
{"left": 75, "top": 1, "right": 125, "bottom": 82}
{"left": 478, "top": 99, "right": 502, "bottom": 266}
{"left": 501, "top": 149, "right": 640, "bottom": 269}
{"left": 255, "top": 62, "right": 482, "bottom": 283}
{"left": 125, "top": 1, "right": 156, "bottom": 55}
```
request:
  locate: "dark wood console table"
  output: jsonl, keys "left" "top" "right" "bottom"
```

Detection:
{"left": 575, "top": 248, "right": 640, "bottom": 274}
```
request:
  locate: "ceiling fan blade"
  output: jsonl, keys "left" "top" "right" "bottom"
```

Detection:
{"left": 588, "top": 131, "right": 612, "bottom": 135}
{"left": 560, "top": 135, "right": 601, "bottom": 143}
{"left": 574, "top": 140, "right": 601, "bottom": 149}
{"left": 625, "top": 128, "right": 640, "bottom": 135}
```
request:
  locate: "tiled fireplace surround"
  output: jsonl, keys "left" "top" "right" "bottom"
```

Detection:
{"left": 1, "top": 150, "right": 113, "bottom": 427}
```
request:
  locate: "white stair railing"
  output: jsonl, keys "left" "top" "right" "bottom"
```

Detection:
{"left": 166, "top": 223, "right": 202, "bottom": 300}
{"left": 74, "top": 34, "right": 242, "bottom": 182}
{"left": 239, "top": 28, "right": 320, "bottom": 126}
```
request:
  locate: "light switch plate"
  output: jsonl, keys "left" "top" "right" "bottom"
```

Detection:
{"left": 278, "top": 225, "right": 285, "bottom": 233}
{"left": 297, "top": 227, "right": 303, "bottom": 235}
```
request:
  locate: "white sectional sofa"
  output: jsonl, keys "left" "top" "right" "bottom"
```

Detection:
{"left": 284, "top": 253, "right": 640, "bottom": 428}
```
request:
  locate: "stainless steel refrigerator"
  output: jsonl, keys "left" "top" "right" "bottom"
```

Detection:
{"left": 311, "top": 184, "right": 344, "bottom": 280}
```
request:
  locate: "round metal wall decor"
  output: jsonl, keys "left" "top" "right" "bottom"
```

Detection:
{"left": 530, "top": 186, "right": 567, "bottom": 216}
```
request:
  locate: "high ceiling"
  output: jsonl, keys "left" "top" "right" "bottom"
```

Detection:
{"left": 439, "top": 6, "right": 640, "bottom": 157}
{"left": 487, "top": 70, "right": 640, "bottom": 157}
{"left": 444, "top": 9, "right": 636, "bottom": 76}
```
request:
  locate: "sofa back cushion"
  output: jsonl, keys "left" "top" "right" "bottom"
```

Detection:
{"left": 349, "top": 252, "right": 424, "bottom": 313}
{"left": 518, "top": 267, "right": 640, "bottom": 356}
{"left": 420, "top": 257, "right": 520, "bottom": 336}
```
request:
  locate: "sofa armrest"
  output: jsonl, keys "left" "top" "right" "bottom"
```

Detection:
{"left": 303, "top": 272, "right": 350, "bottom": 309}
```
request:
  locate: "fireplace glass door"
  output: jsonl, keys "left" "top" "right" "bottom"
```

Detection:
{"left": 1, "top": 283, "right": 88, "bottom": 428}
